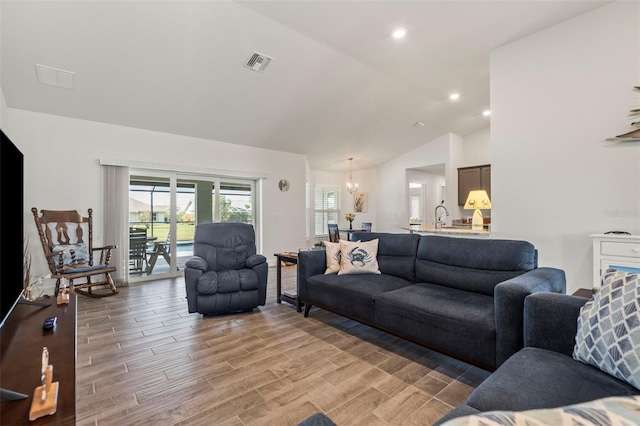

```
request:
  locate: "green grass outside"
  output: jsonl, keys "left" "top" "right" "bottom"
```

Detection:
{"left": 147, "top": 223, "right": 195, "bottom": 242}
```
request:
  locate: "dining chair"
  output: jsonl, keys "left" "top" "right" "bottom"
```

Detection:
{"left": 129, "top": 227, "right": 148, "bottom": 274}
{"left": 361, "top": 222, "right": 372, "bottom": 232}
{"left": 327, "top": 223, "right": 340, "bottom": 243}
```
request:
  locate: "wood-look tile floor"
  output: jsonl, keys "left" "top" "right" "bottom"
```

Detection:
{"left": 76, "top": 266, "right": 490, "bottom": 426}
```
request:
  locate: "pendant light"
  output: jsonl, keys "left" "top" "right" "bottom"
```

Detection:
{"left": 346, "top": 157, "right": 358, "bottom": 194}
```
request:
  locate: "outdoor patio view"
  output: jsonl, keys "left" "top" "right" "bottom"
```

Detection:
{"left": 128, "top": 175, "right": 254, "bottom": 279}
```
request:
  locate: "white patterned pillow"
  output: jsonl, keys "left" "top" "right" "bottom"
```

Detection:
{"left": 573, "top": 269, "right": 640, "bottom": 390}
{"left": 325, "top": 240, "right": 360, "bottom": 274}
{"left": 324, "top": 241, "right": 342, "bottom": 274}
{"left": 338, "top": 239, "right": 380, "bottom": 275}
{"left": 440, "top": 395, "right": 640, "bottom": 426}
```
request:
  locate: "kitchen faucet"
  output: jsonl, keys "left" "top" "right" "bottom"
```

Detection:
{"left": 435, "top": 202, "right": 449, "bottom": 228}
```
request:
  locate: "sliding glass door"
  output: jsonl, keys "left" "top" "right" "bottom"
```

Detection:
{"left": 128, "top": 171, "right": 256, "bottom": 281}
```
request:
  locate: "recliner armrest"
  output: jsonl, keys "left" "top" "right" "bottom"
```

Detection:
{"left": 524, "top": 292, "right": 588, "bottom": 356}
{"left": 185, "top": 256, "right": 208, "bottom": 271}
{"left": 246, "top": 254, "right": 267, "bottom": 268}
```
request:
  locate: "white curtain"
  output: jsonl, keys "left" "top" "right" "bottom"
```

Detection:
{"left": 102, "top": 165, "right": 129, "bottom": 286}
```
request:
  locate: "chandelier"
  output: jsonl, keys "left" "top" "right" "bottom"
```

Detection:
{"left": 346, "top": 157, "right": 358, "bottom": 194}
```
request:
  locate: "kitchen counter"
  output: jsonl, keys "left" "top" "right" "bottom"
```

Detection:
{"left": 402, "top": 225, "right": 491, "bottom": 238}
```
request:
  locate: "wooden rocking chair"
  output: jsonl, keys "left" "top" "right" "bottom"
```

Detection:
{"left": 32, "top": 207, "right": 118, "bottom": 297}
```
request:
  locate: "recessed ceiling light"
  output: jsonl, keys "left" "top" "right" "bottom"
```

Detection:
{"left": 392, "top": 27, "right": 407, "bottom": 39}
{"left": 482, "top": 110, "right": 491, "bottom": 117}
{"left": 449, "top": 93, "right": 460, "bottom": 100}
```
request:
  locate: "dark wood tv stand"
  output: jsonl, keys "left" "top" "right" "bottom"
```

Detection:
{"left": 0, "top": 295, "right": 76, "bottom": 425}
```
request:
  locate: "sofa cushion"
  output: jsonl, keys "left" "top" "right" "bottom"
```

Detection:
{"left": 197, "top": 269, "right": 259, "bottom": 295}
{"left": 375, "top": 283, "right": 496, "bottom": 368}
{"left": 349, "top": 232, "right": 420, "bottom": 282}
{"left": 306, "top": 273, "right": 412, "bottom": 323}
{"left": 193, "top": 222, "right": 257, "bottom": 270}
{"left": 415, "top": 236, "right": 537, "bottom": 296}
{"left": 573, "top": 269, "right": 640, "bottom": 390}
{"left": 338, "top": 239, "right": 381, "bottom": 275}
{"left": 441, "top": 395, "right": 640, "bottom": 426}
{"left": 466, "top": 347, "right": 640, "bottom": 413}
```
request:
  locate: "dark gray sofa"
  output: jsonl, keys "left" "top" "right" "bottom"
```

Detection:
{"left": 435, "top": 292, "right": 640, "bottom": 424}
{"left": 297, "top": 232, "right": 566, "bottom": 370}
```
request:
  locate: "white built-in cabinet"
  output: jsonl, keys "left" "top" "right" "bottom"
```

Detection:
{"left": 591, "top": 234, "right": 640, "bottom": 288}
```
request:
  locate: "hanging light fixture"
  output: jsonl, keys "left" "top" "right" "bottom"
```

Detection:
{"left": 346, "top": 157, "right": 358, "bottom": 194}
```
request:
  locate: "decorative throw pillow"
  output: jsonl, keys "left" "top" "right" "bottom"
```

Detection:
{"left": 338, "top": 239, "right": 380, "bottom": 275}
{"left": 440, "top": 395, "right": 640, "bottom": 426}
{"left": 52, "top": 243, "right": 89, "bottom": 266}
{"left": 324, "top": 241, "right": 342, "bottom": 274}
{"left": 324, "top": 240, "right": 359, "bottom": 274}
{"left": 573, "top": 268, "right": 640, "bottom": 390}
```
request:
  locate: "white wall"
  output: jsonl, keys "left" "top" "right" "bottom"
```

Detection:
{"left": 406, "top": 169, "right": 446, "bottom": 227}
{"left": 377, "top": 133, "right": 462, "bottom": 232}
{"left": 310, "top": 167, "right": 378, "bottom": 237}
{"left": 0, "top": 89, "right": 7, "bottom": 128}
{"left": 6, "top": 108, "right": 307, "bottom": 279}
{"left": 462, "top": 125, "right": 490, "bottom": 167}
{"left": 491, "top": 1, "right": 640, "bottom": 294}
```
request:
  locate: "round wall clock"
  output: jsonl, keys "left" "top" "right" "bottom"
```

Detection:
{"left": 278, "top": 179, "right": 291, "bottom": 192}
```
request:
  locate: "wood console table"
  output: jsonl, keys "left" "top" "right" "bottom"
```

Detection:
{"left": 0, "top": 295, "right": 77, "bottom": 425}
{"left": 274, "top": 252, "right": 303, "bottom": 312}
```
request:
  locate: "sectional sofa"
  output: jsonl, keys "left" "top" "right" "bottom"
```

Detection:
{"left": 297, "top": 232, "right": 566, "bottom": 370}
{"left": 435, "top": 291, "right": 640, "bottom": 424}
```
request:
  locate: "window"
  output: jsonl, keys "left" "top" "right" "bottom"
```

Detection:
{"left": 314, "top": 186, "right": 340, "bottom": 236}
{"left": 128, "top": 172, "right": 256, "bottom": 281}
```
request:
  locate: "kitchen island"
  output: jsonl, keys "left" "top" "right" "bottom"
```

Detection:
{"left": 402, "top": 224, "right": 491, "bottom": 238}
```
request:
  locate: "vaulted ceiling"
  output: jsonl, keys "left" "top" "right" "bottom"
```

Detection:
{"left": 0, "top": 1, "right": 609, "bottom": 172}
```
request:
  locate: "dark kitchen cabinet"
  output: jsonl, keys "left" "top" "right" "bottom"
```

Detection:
{"left": 458, "top": 164, "right": 491, "bottom": 206}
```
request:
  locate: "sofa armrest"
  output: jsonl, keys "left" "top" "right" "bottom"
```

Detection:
{"left": 184, "top": 266, "right": 204, "bottom": 313}
{"left": 186, "top": 255, "right": 208, "bottom": 271}
{"left": 252, "top": 261, "right": 268, "bottom": 305}
{"left": 494, "top": 267, "right": 566, "bottom": 367}
{"left": 246, "top": 254, "right": 267, "bottom": 268}
{"left": 524, "top": 292, "right": 589, "bottom": 356}
{"left": 297, "top": 249, "right": 327, "bottom": 302}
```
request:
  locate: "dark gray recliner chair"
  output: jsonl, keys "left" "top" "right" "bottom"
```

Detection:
{"left": 184, "top": 222, "right": 267, "bottom": 316}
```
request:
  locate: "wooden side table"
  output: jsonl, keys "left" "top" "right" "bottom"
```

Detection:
{"left": 274, "top": 252, "right": 303, "bottom": 312}
{"left": 0, "top": 295, "right": 77, "bottom": 425}
{"left": 572, "top": 288, "right": 594, "bottom": 298}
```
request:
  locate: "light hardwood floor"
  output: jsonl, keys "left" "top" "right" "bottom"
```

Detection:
{"left": 76, "top": 266, "right": 490, "bottom": 426}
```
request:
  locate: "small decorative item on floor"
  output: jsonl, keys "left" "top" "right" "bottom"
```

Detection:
{"left": 345, "top": 212, "right": 356, "bottom": 230}
{"left": 29, "top": 347, "right": 59, "bottom": 421}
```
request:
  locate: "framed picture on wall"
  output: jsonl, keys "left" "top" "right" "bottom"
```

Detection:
{"left": 354, "top": 192, "right": 368, "bottom": 213}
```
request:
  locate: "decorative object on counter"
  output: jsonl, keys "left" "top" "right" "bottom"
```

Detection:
{"left": 346, "top": 157, "right": 358, "bottom": 194}
{"left": 606, "top": 86, "right": 640, "bottom": 142}
{"left": 464, "top": 190, "right": 492, "bottom": 231}
{"left": 345, "top": 212, "right": 356, "bottom": 230}
{"left": 29, "top": 346, "right": 59, "bottom": 421}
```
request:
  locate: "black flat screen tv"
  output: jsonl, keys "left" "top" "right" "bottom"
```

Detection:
{"left": 0, "top": 129, "right": 25, "bottom": 328}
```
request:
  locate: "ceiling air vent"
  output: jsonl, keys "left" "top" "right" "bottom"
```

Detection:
{"left": 244, "top": 51, "right": 273, "bottom": 72}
